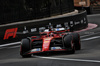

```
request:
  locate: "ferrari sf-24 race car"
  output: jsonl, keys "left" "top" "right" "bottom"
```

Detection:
{"left": 20, "top": 25, "right": 81, "bottom": 58}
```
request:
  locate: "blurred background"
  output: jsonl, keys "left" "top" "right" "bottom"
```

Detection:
{"left": 0, "top": 0, "right": 74, "bottom": 24}
{"left": 0, "top": 0, "right": 100, "bottom": 24}
{"left": 74, "top": 0, "right": 100, "bottom": 14}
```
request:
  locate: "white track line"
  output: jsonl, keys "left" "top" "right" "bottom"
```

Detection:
{"left": 80, "top": 32, "right": 100, "bottom": 38}
{"left": 0, "top": 42, "right": 20, "bottom": 47}
{"left": 81, "top": 36, "right": 100, "bottom": 41}
{"left": 0, "top": 46, "right": 20, "bottom": 49}
{"left": 35, "top": 56, "right": 100, "bottom": 63}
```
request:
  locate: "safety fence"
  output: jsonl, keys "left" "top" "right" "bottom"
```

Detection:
{"left": 0, "top": 0, "right": 74, "bottom": 24}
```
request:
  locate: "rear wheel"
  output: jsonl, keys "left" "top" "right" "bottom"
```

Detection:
{"left": 20, "top": 38, "right": 32, "bottom": 58}
{"left": 63, "top": 35, "right": 75, "bottom": 54}
{"left": 69, "top": 43, "right": 75, "bottom": 54}
{"left": 71, "top": 33, "right": 81, "bottom": 50}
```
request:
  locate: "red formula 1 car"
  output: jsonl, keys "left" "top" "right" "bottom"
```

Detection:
{"left": 20, "top": 25, "right": 81, "bottom": 58}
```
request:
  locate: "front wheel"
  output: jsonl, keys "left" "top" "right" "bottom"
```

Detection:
{"left": 20, "top": 38, "right": 32, "bottom": 58}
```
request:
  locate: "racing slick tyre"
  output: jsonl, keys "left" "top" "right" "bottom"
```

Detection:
{"left": 71, "top": 33, "right": 81, "bottom": 50}
{"left": 20, "top": 38, "right": 32, "bottom": 58}
{"left": 63, "top": 35, "right": 75, "bottom": 54}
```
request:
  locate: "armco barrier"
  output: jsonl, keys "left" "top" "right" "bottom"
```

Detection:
{"left": 0, "top": 10, "right": 88, "bottom": 44}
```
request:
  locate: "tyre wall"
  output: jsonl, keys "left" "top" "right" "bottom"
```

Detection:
{"left": 0, "top": 10, "right": 88, "bottom": 44}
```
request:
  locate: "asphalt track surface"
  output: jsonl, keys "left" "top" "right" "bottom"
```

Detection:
{"left": 0, "top": 14, "right": 100, "bottom": 66}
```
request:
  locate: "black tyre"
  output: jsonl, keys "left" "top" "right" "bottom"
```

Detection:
{"left": 71, "top": 33, "right": 81, "bottom": 50}
{"left": 20, "top": 38, "right": 31, "bottom": 58}
{"left": 69, "top": 44, "right": 75, "bottom": 54}
{"left": 63, "top": 35, "right": 75, "bottom": 54}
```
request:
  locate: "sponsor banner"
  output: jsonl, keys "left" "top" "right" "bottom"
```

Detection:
{"left": 0, "top": 11, "right": 88, "bottom": 44}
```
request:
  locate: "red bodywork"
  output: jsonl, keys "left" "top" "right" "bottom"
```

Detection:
{"left": 27, "top": 30, "right": 69, "bottom": 54}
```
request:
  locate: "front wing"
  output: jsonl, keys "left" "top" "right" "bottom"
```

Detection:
{"left": 23, "top": 47, "right": 68, "bottom": 55}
